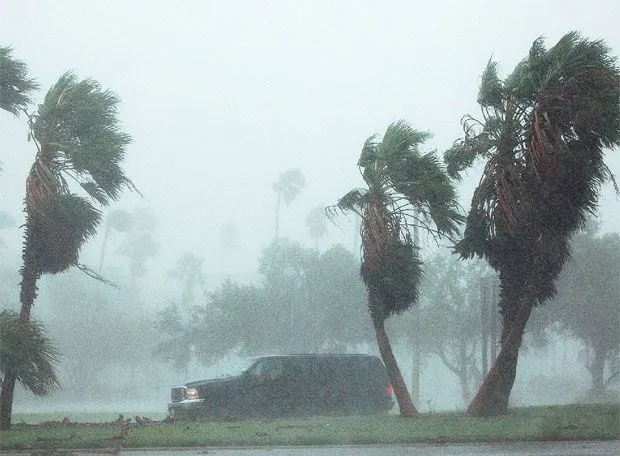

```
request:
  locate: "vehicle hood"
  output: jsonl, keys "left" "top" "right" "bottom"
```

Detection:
{"left": 184, "top": 375, "right": 241, "bottom": 388}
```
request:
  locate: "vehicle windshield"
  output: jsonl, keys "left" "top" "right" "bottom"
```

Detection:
{"left": 223, "top": 357, "right": 258, "bottom": 377}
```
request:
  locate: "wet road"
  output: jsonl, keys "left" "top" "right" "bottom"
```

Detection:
{"left": 6, "top": 441, "right": 616, "bottom": 456}
{"left": 118, "top": 442, "right": 618, "bottom": 455}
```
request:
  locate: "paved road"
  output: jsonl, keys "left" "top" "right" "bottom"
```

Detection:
{"left": 2, "top": 442, "right": 619, "bottom": 456}
{"left": 123, "top": 442, "right": 618, "bottom": 455}
{"left": 122, "top": 442, "right": 617, "bottom": 455}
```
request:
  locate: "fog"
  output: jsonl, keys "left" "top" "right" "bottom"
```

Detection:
{"left": 1, "top": 1, "right": 619, "bottom": 415}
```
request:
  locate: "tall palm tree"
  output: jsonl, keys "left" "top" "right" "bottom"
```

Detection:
{"left": 0, "top": 72, "right": 135, "bottom": 429}
{"left": 0, "top": 46, "right": 38, "bottom": 116}
{"left": 272, "top": 168, "right": 306, "bottom": 240}
{"left": 444, "top": 32, "right": 620, "bottom": 416}
{"left": 331, "top": 120, "right": 462, "bottom": 418}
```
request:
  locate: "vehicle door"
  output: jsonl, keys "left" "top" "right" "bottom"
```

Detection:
{"left": 243, "top": 357, "right": 286, "bottom": 417}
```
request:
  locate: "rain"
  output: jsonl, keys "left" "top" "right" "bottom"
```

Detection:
{"left": 0, "top": 0, "right": 618, "bottom": 422}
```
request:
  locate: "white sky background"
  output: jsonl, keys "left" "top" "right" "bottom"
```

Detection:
{"left": 1, "top": 0, "right": 619, "bottom": 299}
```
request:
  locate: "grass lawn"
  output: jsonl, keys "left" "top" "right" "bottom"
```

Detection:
{"left": 3, "top": 403, "right": 618, "bottom": 450}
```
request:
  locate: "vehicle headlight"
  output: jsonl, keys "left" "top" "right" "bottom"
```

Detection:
{"left": 186, "top": 387, "right": 200, "bottom": 400}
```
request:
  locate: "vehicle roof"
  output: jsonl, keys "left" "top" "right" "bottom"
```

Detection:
{"left": 250, "top": 353, "right": 380, "bottom": 360}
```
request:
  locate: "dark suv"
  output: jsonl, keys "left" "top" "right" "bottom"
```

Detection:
{"left": 168, "top": 354, "right": 394, "bottom": 419}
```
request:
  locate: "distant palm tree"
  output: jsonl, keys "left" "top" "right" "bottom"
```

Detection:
{"left": 0, "top": 46, "right": 38, "bottom": 116}
{"left": 272, "top": 168, "right": 306, "bottom": 240}
{"left": 0, "top": 72, "right": 135, "bottom": 429}
{"left": 306, "top": 205, "right": 328, "bottom": 251}
{"left": 331, "top": 120, "right": 462, "bottom": 418}
{"left": 169, "top": 252, "right": 206, "bottom": 306}
{"left": 444, "top": 32, "right": 620, "bottom": 416}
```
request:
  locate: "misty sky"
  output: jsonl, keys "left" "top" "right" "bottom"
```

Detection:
{"left": 1, "top": 0, "right": 619, "bottom": 296}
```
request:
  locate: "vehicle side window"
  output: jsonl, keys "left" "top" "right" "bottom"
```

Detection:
{"left": 248, "top": 358, "right": 284, "bottom": 381}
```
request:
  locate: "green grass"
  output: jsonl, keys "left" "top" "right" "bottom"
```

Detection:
{"left": 3, "top": 403, "right": 619, "bottom": 450}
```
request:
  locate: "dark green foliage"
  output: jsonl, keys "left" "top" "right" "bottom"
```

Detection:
{"left": 31, "top": 72, "right": 133, "bottom": 205}
{"left": 444, "top": 31, "right": 620, "bottom": 305}
{"left": 478, "top": 60, "right": 504, "bottom": 108}
{"left": 361, "top": 236, "right": 421, "bottom": 317}
{"left": 0, "top": 46, "right": 38, "bottom": 115}
{"left": 334, "top": 120, "right": 462, "bottom": 321}
{"left": 0, "top": 310, "right": 59, "bottom": 396}
{"left": 21, "top": 72, "right": 134, "bottom": 276}
{"left": 25, "top": 194, "right": 101, "bottom": 274}
{"left": 445, "top": 32, "right": 619, "bottom": 416}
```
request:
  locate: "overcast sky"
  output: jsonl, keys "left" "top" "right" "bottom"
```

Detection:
{"left": 1, "top": 0, "right": 619, "bottom": 295}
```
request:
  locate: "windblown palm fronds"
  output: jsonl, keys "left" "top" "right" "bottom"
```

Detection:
{"left": 0, "top": 310, "right": 60, "bottom": 396}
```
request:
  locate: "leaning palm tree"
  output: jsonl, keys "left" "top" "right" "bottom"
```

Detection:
{"left": 272, "top": 168, "right": 306, "bottom": 240}
{"left": 444, "top": 32, "right": 620, "bottom": 416}
{"left": 0, "top": 72, "right": 135, "bottom": 429}
{"left": 330, "top": 120, "right": 462, "bottom": 418}
{"left": 0, "top": 46, "right": 38, "bottom": 116}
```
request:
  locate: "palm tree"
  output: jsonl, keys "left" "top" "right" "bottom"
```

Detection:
{"left": 444, "top": 32, "right": 620, "bottom": 416}
{"left": 272, "top": 168, "right": 306, "bottom": 240}
{"left": 331, "top": 120, "right": 462, "bottom": 418}
{"left": 0, "top": 310, "right": 60, "bottom": 399}
{"left": 0, "top": 72, "right": 135, "bottom": 429}
{"left": 305, "top": 204, "right": 328, "bottom": 251}
{"left": 0, "top": 46, "right": 38, "bottom": 116}
{"left": 169, "top": 252, "right": 206, "bottom": 307}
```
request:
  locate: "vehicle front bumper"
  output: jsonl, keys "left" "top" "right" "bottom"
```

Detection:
{"left": 168, "top": 398, "right": 205, "bottom": 417}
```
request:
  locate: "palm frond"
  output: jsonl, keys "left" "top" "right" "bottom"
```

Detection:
{"left": 378, "top": 120, "right": 431, "bottom": 165}
{"left": 26, "top": 193, "right": 102, "bottom": 274}
{"left": 0, "top": 46, "right": 38, "bottom": 115}
{"left": 32, "top": 72, "right": 134, "bottom": 203}
{"left": 451, "top": 31, "right": 619, "bottom": 303}
{"left": 0, "top": 310, "right": 60, "bottom": 396}
{"left": 478, "top": 59, "right": 504, "bottom": 108}
{"left": 390, "top": 151, "right": 464, "bottom": 237}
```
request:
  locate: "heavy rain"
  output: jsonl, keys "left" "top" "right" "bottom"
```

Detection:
{"left": 0, "top": 0, "right": 618, "bottom": 448}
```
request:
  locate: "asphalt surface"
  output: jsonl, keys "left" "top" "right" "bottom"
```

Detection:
{"left": 3, "top": 441, "right": 618, "bottom": 456}
{"left": 124, "top": 442, "right": 619, "bottom": 455}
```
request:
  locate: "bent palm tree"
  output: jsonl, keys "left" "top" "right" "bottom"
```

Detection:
{"left": 331, "top": 120, "right": 462, "bottom": 418}
{"left": 444, "top": 32, "right": 620, "bottom": 416}
{"left": 0, "top": 72, "right": 135, "bottom": 429}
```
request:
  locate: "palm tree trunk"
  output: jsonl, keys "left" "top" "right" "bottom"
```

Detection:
{"left": 466, "top": 296, "right": 532, "bottom": 416}
{"left": 0, "top": 245, "right": 38, "bottom": 430}
{"left": 372, "top": 313, "right": 418, "bottom": 418}
{"left": 0, "top": 374, "right": 17, "bottom": 430}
